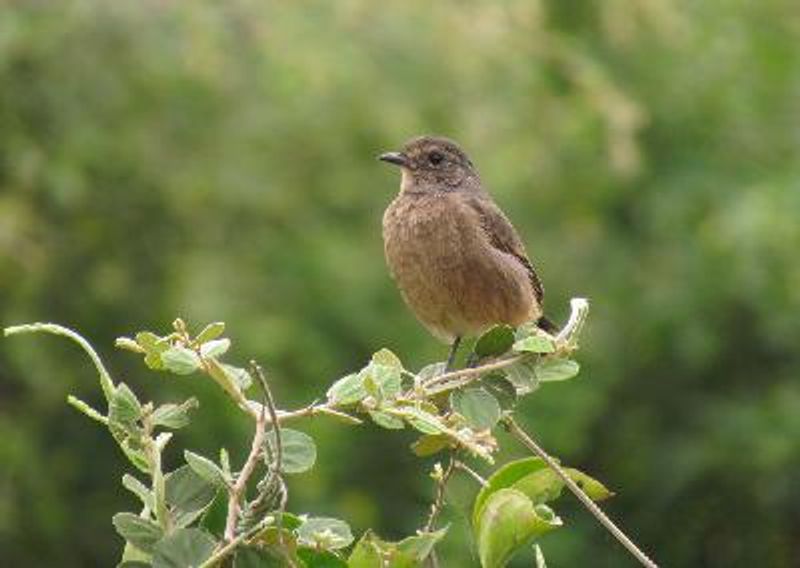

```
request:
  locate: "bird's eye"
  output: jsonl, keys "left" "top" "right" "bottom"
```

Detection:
{"left": 428, "top": 151, "right": 444, "bottom": 166}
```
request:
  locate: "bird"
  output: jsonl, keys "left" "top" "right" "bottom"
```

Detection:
{"left": 379, "top": 135, "right": 557, "bottom": 370}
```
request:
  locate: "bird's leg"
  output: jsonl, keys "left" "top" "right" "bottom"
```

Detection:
{"left": 445, "top": 336, "right": 462, "bottom": 372}
{"left": 465, "top": 351, "right": 479, "bottom": 368}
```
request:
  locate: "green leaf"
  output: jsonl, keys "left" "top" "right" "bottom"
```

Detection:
{"left": 348, "top": 528, "right": 448, "bottom": 568}
{"left": 371, "top": 348, "right": 403, "bottom": 369}
{"left": 326, "top": 373, "right": 367, "bottom": 405}
{"left": 220, "top": 364, "right": 252, "bottom": 391}
{"left": 475, "top": 488, "right": 561, "bottom": 568}
{"left": 184, "top": 450, "right": 226, "bottom": 487}
{"left": 196, "top": 322, "right": 225, "bottom": 344}
{"left": 512, "top": 467, "right": 613, "bottom": 505}
{"left": 200, "top": 338, "right": 230, "bottom": 358}
{"left": 503, "top": 358, "right": 539, "bottom": 395}
{"left": 122, "top": 474, "right": 154, "bottom": 511}
{"left": 112, "top": 512, "right": 163, "bottom": 554}
{"left": 348, "top": 531, "right": 383, "bottom": 568}
{"left": 450, "top": 387, "right": 501, "bottom": 430}
{"left": 152, "top": 528, "right": 216, "bottom": 568}
{"left": 297, "top": 517, "right": 353, "bottom": 550}
{"left": 481, "top": 374, "right": 518, "bottom": 409}
{"left": 165, "top": 465, "right": 218, "bottom": 528}
{"left": 144, "top": 352, "right": 165, "bottom": 371}
{"left": 513, "top": 335, "right": 556, "bottom": 354}
{"left": 297, "top": 548, "right": 348, "bottom": 567}
{"left": 474, "top": 325, "right": 515, "bottom": 358}
{"left": 417, "top": 362, "right": 447, "bottom": 382}
{"left": 411, "top": 434, "right": 450, "bottom": 457}
{"left": 473, "top": 458, "right": 548, "bottom": 527}
{"left": 110, "top": 383, "right": 143, "bottom": 425}
{"left": 151, "top": 398, "right": 199, "bottom": 430}
{"left": 403, "top": 407, "right": 447, "bottom": 435}
{"left": 234, "top": 545, "right": 287, "bottom": 567}
{"left": 160, "top": 346, "right": 201, "bottom": 375}
{"left": 361, "top": 362, "right": 402, "bottom": 399}
{"left": 368, "top": 410, "right": 405, "bottom": 430}
{"left": 535, "top": 358, "right": 580, "bottom": 382}
{"left": 266, "top": 428, "right": 317, "bottom": 474}
{"left": 393, "top": 527, "right": 448, "bottom": 566}
{"left": 136, "top": 332, "right": 167, "bottom": 354}
{"left": 119, "top": 439, "right": 151, "bottom": 474}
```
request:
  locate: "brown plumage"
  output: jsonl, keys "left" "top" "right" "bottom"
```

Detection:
{"left": 379, "top": 135, "right": 555, "bottom": 352}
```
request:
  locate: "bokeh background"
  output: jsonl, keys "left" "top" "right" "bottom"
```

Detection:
{"left": 1, "top": 1, "right": 799, "bottom": 566}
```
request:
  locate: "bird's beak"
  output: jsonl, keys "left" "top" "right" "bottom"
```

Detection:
{"left": 378, "top": 151, "right": 409, "bottom": 167}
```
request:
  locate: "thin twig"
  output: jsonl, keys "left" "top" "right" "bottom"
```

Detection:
{"left": 424, "top": 456, "right": 456, "bottom": 532}
{"left": 252, "top": 361, "right": 283, "bottom": 480}
{"left": 198, "top": 513, "right": 274, "bottom": 568}
{"left": 224, "top": 382, "right": 268, "bottom": 542}
{"left": 503, "top": 416, "right": 658, "bottom": 568}
{"left": 454, "top": 460, "right": 488, "bottom": 487}
{"left": 250, "top": 361, "right": 287, "bottom": 545}
{"left": 422, "top": 297, "right": 591, "bottom": 397}
{"left": 422, "top": 354, "right": 527, "bottom": 395}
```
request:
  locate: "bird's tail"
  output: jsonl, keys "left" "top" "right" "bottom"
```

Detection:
{"left": 537, "top": 315, "right": 559, "bottom": 334}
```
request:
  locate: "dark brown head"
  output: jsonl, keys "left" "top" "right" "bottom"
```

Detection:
{"left": 378, "top": 135, "right": 480, "bottom": 194}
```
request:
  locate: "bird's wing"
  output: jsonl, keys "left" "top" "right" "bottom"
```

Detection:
{"left": 466, "top": 195, "right": 545, "bottom": 303}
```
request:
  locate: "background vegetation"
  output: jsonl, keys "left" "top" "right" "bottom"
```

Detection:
{"left": 1, "top": 0, "right": 798, "bottom": 565}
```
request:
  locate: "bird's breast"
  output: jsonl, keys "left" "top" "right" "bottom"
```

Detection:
{"left": 382, "top": 193, "right": 537, "bottom": 341}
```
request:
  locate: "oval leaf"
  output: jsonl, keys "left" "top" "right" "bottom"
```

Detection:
{"left": 161, "top": 346, "right": 201, "bottom": 375}
{"left": 297, "top": 517, "right": 353, "bottom": 550}
{"left": 410, "top": 434, "right": 450, "bottom": 457}
{"left": 184, "top": 450, "right": 226, "bottom": 487}
{"left": 200, "top": 338, "right": 230, "bottom": 358}
{"left": 473, "top": 457, "right": 548, "bottom": 527}
{"left": 475, "top": 489, "right": 561, "bottom": 568}
{"left": 513, "top": 467, "right": 613, "bottom": 505}
{"left": 403, "top": 407, "right": 447, "bottom": 435}
{"left": 266, "top": 428, "right": 317, "bottom": 474}
{"left": 112, "top": 512, "right": 163, "bottom": 554}
{"left": 503, "top": 359, "right": 539, "bottom": 395}
{"left": 152, "top": 528, "right": 216, "bottom": 568}
{"left": 368, "top": 410, "right": 405, "bottom": 430}
{"left": 165, "top": 465, "right": 218, "bottom": 528}
{"left": 474, "top": 325, "right": 515, "bottom": 358}
{"left": 196, "top": 322, "right": 225, "bottom": 344}
{"left": 151, "top": 398, "right": 199, "bottom": 430}
{"left": 535, "top": 358, "right": 580, "bottom": 382}
{"left": 450, "top": 387, "right": 501, "bottom": 430}
{"left": 371, "top": 348, "right": 403, "bottom": 369}
{"left": 110, "top": 383, "right": 142, "bottom": 425}
{"left": 513, "top": 335, "right": 555, "bottom": 354}
{"left": 326, "top": 373, "right": 367, "bottom": 405}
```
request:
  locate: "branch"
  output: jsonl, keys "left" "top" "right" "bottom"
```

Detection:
{"left": 422, "top": 297, "right": 591, "bottom": 397}
{"left": 4, "top": 323, "right": 116, "bottom": 400}
{"left": 424, "top": 456, "right": 456, "bottom": 532}
{"left": 224, "top": 388, "right": 268, "bottom": 542}
{"left": 503, "top": 416, "right": 658, "bottom": 568}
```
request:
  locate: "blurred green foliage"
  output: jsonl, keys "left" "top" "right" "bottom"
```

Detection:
{"left": 1, "top": 0, "right": 798, "bottom": 566}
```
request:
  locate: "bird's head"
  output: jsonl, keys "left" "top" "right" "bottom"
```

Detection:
{"left": 378, "top": 135, "right": 480, "bottom": 194}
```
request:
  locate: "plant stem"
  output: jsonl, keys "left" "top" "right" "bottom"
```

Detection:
{"left": 198, "top": 515, "right": 274, "bottom": 568}
{"left": 503, "top": 416, "right": 658, "bottom": 568}
{"left": 4, "top": 323, "right": 116, "bottom": 400}
{"left": 224, "top": 397, "right": 267, "bottom": 542}
{"left": 454, "top": 460, "right": 488, "bottom": 487}
{"left": 424, "top": 456, "right": 456, "bottom": 532}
